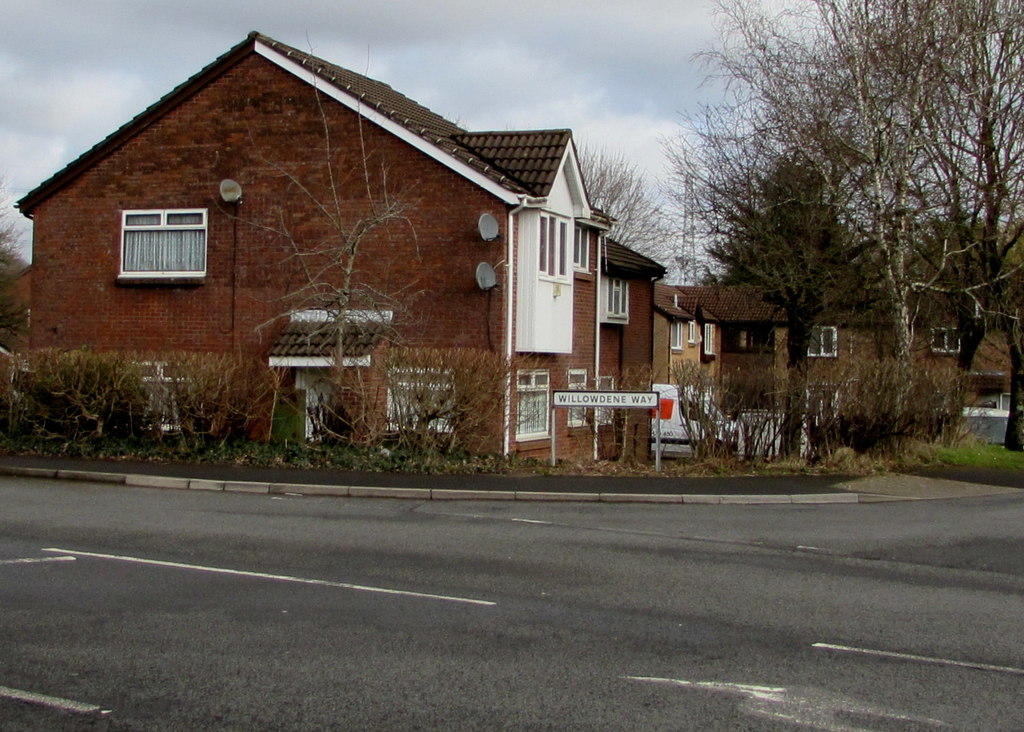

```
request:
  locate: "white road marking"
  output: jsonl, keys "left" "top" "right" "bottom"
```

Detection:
{"left": 510, "top": 518, "right": 553, "bottom": 525}
{"left": 0, "top": 556, "right": 76, "bottom": 566}
{"left": 0, "top": 684, "right": 108, "bottom": 715}
{"left": 813, "top": 642, "right": 1024, "bottom": 676}
{"left": 625, "top": 676, "right": 950, "bottom": 730}
{"left": 42, "top": 548, "right": 496, "bottom": 607}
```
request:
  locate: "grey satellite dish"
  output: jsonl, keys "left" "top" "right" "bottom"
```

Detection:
{"left": 476, "top": 262, "right": 498, "bottom": 291}
{"left": 219, "top": 179, "right": 243, "bottom": 203}
{"left": 478, "top": 213, "right": 500, "bottom": 241}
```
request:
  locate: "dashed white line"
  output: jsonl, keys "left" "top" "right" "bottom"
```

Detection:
{"left": 0, "top": 684, "right": 108, "bottom": 715}
{"left": 0, "top": 556, "right": 76, "bottom": 566}
{"left": 42, "top": 548, "right": 495, "bottom": 607}
{"left": 510, "top": 518, "right": 553, "bottom": 525}
{"left": 813, "top": 642, "right": 1024, "bottom": 676}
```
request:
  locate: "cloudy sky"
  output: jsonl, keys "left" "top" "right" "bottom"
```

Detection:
{"left": 0, "top": 0, "right": 722, "bottom": 256}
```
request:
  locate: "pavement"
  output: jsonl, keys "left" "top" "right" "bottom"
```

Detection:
{"left": 0, "top": 454, "right": 1021, "bottom": 504}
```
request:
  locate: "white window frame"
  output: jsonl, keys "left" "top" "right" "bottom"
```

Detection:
{"left": 703, "top": 323, "right": 716, "bottom": 355}
{"left": 387, "top": 368, "right": 454, "bottom": 434}
{"left": 567, "top": 368, "right": 588, "bottom": 428}
{"left": 808, "top": 326, "right": 838, "bottom": 358}
{"left": 120, "top": 208, "right": 208, "bottom": 278}
{"left": 930, "top": 327, "right": 960, "bottom": 355}
{"left": 573, "top": 225, "right": 589, "bottom": 271}
{"left": 516, "top": 369, "right": 550, "bottom": 439}
{"left": 670, "top": 321, "right": 684, "bottom": 351}
{"left": 606, "top": 278, "right": 629, "bottom": 319}
{"left": 687, "top": 321, "right": 699, "bottom": 344}
{"left": 538, "top": 214, "right": 569, "bottom": 280}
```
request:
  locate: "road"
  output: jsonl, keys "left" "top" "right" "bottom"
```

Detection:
{"left": 1, "top": 476, "right": 1022, "bottom": 730}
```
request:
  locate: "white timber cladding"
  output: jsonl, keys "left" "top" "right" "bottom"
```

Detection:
{"left": 515, "top": 166, "right": 581, "bottom": 354}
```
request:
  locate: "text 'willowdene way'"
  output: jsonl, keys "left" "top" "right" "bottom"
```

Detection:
{"left": 551, "top": 391, "right": 658, "bottom": 409}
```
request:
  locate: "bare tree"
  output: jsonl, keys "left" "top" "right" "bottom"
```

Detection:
{"left": 577, "top": 143, "right": 673, "bottom": 265}
{"left": 686, "top": 0, "right": 953, "bottom": 374}
{"left": 917, "top": 0, "right": 1024, "bottom": 448}
{"left": 0, "top": 179, "right": 27, "bottom": 349}
{"left": 247, "top": 87, "right": 414, "bottom": 356}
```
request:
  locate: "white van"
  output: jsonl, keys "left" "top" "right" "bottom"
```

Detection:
{"left": 650, "top": 383, "right": 737, "bottom": 458}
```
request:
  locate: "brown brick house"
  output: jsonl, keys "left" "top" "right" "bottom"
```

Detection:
{"left": 16, "top": 32, "right": 664, "bottom": 457}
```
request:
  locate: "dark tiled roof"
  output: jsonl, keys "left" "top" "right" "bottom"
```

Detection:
{"left": 19, "top": 31, "right": 579, "bottom": 212}
{"left": 454, "top": 130, "right": 572, "bottom": 198}
{"left": 603, "top": 240, "right": 666, "bottom": 279}
{"left": 269, "top": 320, "right": 382, "bottom": 360}
{"left": 672, "top": 286, "right": 784, "bottom": 323}
{"left": 654, "top": 283, "right": 695, "bottom": 320}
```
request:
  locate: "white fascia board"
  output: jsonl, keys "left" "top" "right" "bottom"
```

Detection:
{"left": 269, "top": 356, "right": 333, "bottom": 368}
{"left": 558, "top": 145, "right": 593, "bottom": 220}
{"left": 255, "top": 42, "right": 520, "bottom": 206}
{"left": 268, "top": 355, "right": 371, "bottom": 368}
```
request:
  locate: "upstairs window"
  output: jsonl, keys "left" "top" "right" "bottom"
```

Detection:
{"left": 606, "top": 278, "right": 629, "bottom": 319}
{"left": 688, "top": 321, "right": 699, "bottom": 344}
{"left": 671, "top": 321, "right": 684, "bottom": 350}
{"left": 121, "top": 209, "right": 207, "bottom": 277}
{"left": 703, "top": 323, "right": 716, "bottom": 355}
{"left": 931, "top": 327, "right": 960, "bottom": 355}
{"left": 808, "top": 326, "right": 838, "bottom": 358}
{"left": 539, "top": 215, "right": 568, "bottom": 278}
{"left": 573, "top": 226, "right": 589, "bottom": 271}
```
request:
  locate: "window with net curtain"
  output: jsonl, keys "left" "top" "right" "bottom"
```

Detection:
{"left": 121, "top": 209, "right": 207, "bottom": 276}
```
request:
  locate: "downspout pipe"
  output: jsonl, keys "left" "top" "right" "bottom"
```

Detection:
{"left": 503, "top": 197, "right": 528, "bottom": 456}
{"left": 593, "top": 233, "right": 603, "bottom": 461}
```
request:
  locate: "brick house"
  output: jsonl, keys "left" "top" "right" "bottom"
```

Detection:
{"left": 16, "top": 32, "right": 664, "bottom": 458}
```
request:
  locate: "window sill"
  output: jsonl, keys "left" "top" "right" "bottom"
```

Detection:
{"left": 116, "top": 276, "right": 206, "bottom": 287}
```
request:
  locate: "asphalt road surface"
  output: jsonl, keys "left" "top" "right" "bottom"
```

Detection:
{"left": 1, "top": 476, "right": 1023, "bottom": 730}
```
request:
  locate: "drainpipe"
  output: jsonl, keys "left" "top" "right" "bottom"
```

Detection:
{"left": 503, "top": 197, "right": 527, "bottom": 456}
{"left": 593, "top": 233, "right": 603, "bottom": 461}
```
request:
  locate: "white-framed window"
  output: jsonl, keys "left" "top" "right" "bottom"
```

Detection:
{"left": 567, "top": 368, "right": 588, "bottom": 428}
{"left": 121, "top": 209, "right": 207, "bottom": 277}
{"left": 516, "top": 369, "right": 550, "bottom": 438}
{"left": 573, "top": 226, "right": 589, "bottom": 271}
{"left": 606, "top": 278, "right": 629, "bottom": 319}
{"left": 387, "top": 369, "right": 454, "bottom": 434}
{"left": 140, "top": 361, "right": 178, "bottom": 432}
{"left": 931, "top": 327, "right": 960, "bottom": 355}
{"left": 596, "top": 375, "right": 615, "bottom": 425}
{"left": 688, "top": 321, "right": 699, "bottom": 344}
{"left": 670, "top": 321, "right": 684, "bottom": 351}
{"left": 703, "top": 323, "right": 716, "bottom": 355}
{"left": 539, "top": 214, "right": 568, "bottom": 279}
{"left": 808, "top": 326, "right": 838, "bottom": 358}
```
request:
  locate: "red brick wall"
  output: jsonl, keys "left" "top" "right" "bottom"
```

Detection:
{"left": 29, "top": 53, "right": 509, "bottom": 358}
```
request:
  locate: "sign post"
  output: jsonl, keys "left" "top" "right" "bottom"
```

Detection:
{"left": 550, "top": 390, "right": 660, "bottom": 470}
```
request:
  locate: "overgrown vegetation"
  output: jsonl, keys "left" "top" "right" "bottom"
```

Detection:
{"left": 0, "top": 346, "right": 988, "bottom": 477}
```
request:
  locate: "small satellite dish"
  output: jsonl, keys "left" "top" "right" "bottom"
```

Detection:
{"left": 478, "top": 213, "right": 500, "bottom": 241}
{"left": 219, "top": 179, "right": 243, "bottom": 203}
{"left": 475, "top": 262, "right": 498, "bottom": 291}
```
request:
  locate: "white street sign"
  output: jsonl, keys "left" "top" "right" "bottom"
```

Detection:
{"left": 552, "top": 390, "right": 658, "bottom": 409}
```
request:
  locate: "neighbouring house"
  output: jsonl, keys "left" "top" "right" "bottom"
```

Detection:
{"left": 16, "top": 32, "right": 665, "bottom": 458}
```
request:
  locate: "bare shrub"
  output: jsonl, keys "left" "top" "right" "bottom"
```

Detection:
{"left": 319, "top": 347, "right": 508, "bottom": 454}
{"left": 670, "top": 362, "right": 736, "bottom": 459}
{"left": 16, "top": 349, "right": 151, "bottom": 439}
{"left": 721, "top": 367, "right": 785, "bottom": 461}
{"left": 808, "top": 357, "right": 965, "bottom": 457}
{"left": 153, "top": 352, "right": 280, "bottom": 444}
